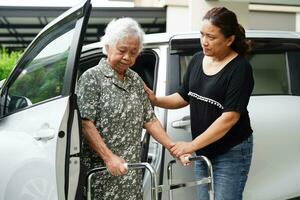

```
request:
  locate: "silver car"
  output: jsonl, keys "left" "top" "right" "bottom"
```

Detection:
{"left": 0, "top": 0, "right": 300, "bottom": 199}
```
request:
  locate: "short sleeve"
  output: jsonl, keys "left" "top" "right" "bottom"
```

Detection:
{"left": 137, "top": 77, "right": 156, "bottom": 124}
{"left": 76, "top": 70, "right": 100, "bottom": 122}
{"left": 142, "top": 93, "right": 157, "bottom": 124}
{"left": 223, "top": 59, "right": 254, "bottom": 114}
{"left": 177, "top": 52, "right": 202, "bottom": 102}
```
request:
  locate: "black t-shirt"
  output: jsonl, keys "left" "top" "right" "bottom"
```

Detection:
{"left": 177, "top": 52, "right": 254, "bottom": 158}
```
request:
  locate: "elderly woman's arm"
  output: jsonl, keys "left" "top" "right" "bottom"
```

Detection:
{"left": 143, "top": 119, "right": 175, "bottom": 151}
{"left": 81, "top": 119, "right": 127, "bottom": 176}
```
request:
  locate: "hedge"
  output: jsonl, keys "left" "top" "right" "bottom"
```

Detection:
{"left": 0, "top": 47, "right": 23, "bottom": 80}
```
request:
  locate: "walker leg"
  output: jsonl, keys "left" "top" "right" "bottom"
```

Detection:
{"left": 86, "top": 163, "right": 158, "bottom": 200}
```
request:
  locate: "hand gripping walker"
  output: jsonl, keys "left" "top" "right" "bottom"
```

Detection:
{"left": 86, "top": 162, "right": 159, "bottom": 200}
{"left": 86, "top": 155, "right": 214, "bottom": 200}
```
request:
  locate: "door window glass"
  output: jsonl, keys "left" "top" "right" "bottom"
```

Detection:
{"left": 179, "top": 55, "right": 192, "bottom": 85}
{"left": 5, "top": 20, "right": 76, "bottom": 114}
{"left": 287, "top": 51, "right": 300, "bottom": 95}
{"left": 248, "top": 53, "right": 289, "bottom": 95}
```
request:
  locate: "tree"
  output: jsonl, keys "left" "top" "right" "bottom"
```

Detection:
{"left": 0, "top": 47, "right": 23, "bottom": 80}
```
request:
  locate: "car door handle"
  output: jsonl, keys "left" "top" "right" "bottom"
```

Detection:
{"left": 34, "top": 128, "right": 55, "bottom": 141}
{"left": 171, "top": 116, "right": 191, "bottom": 129}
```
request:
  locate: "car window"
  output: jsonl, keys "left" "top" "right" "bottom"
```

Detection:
{"left": 179, "top": 55, "right": 193, "bottom": 85}
{"left": 131, "top": 50, "right": 157, "bottom": 90}
{"left": 78, "top": 49, "right": 157, "bottom": 90}
{"left": 179, "top": 52, "right": 289, "bottom": 95}
{"left": 248, "top": 53, "right": 289, "bottom": 95}
{"left": 4, "top": 19, "right": 77, "bottom": 115}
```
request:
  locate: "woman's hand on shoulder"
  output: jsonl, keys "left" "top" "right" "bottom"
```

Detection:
{"left": 144, "top": 84, "right": 157, "bottom": 105}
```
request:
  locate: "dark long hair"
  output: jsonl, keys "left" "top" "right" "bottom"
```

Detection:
{"left": 203, "top": 7, "right": 251, "bottom": 55}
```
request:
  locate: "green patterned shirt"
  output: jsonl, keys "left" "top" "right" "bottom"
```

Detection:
{"left": 76, "top": 58, "right": 156, "bottom": 200}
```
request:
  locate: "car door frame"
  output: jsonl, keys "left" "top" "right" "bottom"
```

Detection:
{"left": 0, "top": 1, "right": 91, "bottom": 199}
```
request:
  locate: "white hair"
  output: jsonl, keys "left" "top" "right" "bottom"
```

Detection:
{"left": 101, "top": 17, "right": 145, "bottom": 55}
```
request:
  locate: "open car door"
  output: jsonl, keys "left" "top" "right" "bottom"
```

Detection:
{"left": 0, "top": 0, "right": 91, "bottom": 199}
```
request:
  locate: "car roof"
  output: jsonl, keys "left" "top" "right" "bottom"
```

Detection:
{"left": 82, "top": 30, "right": 300, "bottom": 52}
{"left": 145, "top": 30, "right": 300, "bottom": 41}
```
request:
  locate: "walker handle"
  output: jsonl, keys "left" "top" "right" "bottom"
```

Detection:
{"left": 123, "top": 163, "right": 128, "bottom": 170}
{"left": 184, "top": 156, "right": 190, "bottom": 162}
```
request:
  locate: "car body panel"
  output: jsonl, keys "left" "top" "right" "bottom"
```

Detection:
{"left": 245, "top": 96, "right": 300, "bottom": 200}
{"left": 0, "top": 97, "right": 69, "bottom": 199}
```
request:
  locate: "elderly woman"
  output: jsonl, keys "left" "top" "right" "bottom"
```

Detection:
{"left": 76, "top": 18, "right": 174, "bottom": 199}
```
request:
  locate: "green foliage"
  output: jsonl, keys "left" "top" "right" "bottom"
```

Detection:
{"left": 0, "top": 47, "right": 23, "bottom": 80}
{"left": 9, "top": 51, "right": 68, "bottom": 104}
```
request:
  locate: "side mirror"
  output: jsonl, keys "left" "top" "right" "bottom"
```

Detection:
{"left": 8, "top": 95, "right": 32, "bottom": 113}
